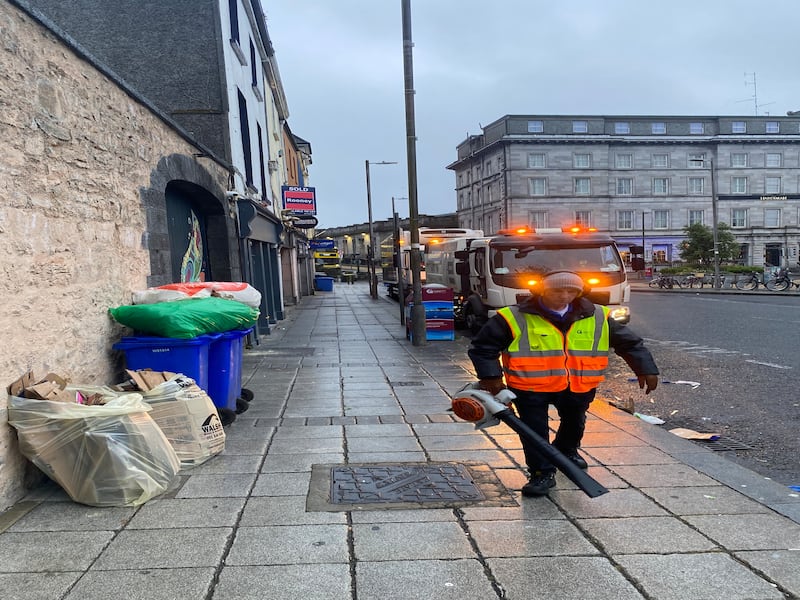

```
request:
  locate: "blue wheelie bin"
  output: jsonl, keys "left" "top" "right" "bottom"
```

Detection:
{"left": 113, "top": 333, "right": 220, "bottom": 390}
{"left": 207, "top": 327, "right": 254, "bottom": 415}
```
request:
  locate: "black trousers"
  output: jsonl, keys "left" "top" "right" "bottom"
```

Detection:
{"left": 509, "top": 386, "right": 596, "bottom": 475}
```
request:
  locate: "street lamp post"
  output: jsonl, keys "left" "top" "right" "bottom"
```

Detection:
{"left": 392, "top": 196, "right": 408, "bottom": 324}
{"left": 365, "top": 160, "right": 397, "bottom": 299}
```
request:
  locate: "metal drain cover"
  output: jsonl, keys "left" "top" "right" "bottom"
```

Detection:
{"left": 307, "top": 462, "right": 518, "bottom": 511}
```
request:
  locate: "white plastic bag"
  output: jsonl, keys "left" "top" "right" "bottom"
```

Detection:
{"left": 8, "top": 393, "right": 180, "bottom": 507}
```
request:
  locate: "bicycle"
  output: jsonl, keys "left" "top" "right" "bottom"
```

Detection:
{"left": 648, "top": 274, "right": 677, "bottom": 289}
{"left": 765, "top": 268, "right": 800, "bottom": 291}
{"left": 735, "top": 272, "right": 767, "bottom": 291}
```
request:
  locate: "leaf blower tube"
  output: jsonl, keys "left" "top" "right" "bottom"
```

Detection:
{"left": 451, "top": 383, "right": 609, "bottom": 498}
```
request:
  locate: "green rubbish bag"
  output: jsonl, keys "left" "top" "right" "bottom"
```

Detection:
{"left": 109, "top": 297, "right": 259, "bottom": 338}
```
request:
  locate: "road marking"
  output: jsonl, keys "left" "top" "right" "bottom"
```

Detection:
{"left": 744, "top": 359, "right": 792, "bottom": 369}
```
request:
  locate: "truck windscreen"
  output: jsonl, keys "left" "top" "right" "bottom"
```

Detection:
{"left": 490, "top": 244, "right": 624, "bottom": 286}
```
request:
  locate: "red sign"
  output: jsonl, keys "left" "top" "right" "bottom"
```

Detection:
{"left": 281, "top": 186, "right": 316, "bottom": 214}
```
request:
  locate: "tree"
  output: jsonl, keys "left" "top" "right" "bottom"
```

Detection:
{"left": 679, "top": 222, "right": 739, "bottom": 265}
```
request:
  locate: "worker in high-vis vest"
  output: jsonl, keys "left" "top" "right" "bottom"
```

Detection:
{"left": 468, "top": 270, "right": 659, "bottom": 497}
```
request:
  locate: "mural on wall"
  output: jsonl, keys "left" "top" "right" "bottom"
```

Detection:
{"left": 181, "top": 210, "right": 205, "bottom": 282}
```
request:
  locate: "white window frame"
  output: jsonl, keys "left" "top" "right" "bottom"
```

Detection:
{"left": 573, "top": 153, "right": 591, "bottom": 168}
{"left": 764, "top": 208, "right": 781, "bottom": 227}
{"left": 615, "top": 153, "right": 633, "bottom": 169}
{"left": 530, "top": 210, "right": 548, "bottom": 228}
{"left": 653, "top": 209, "right": 669, "bottom": 229}
{"left": 688, "top": 209, "right": 704, "bottom": 225}
{"left": 616, "top": 178, "right": 633, "bottom": 195}
{"left": 732, "top": 121, "right": 746, "bottom": 133}
{"left": 615, "top": 122, "right": 630, "bottom": 134}
{"left": 731, "top": 208, "right": 748, "bottom": 228}
{"left": 731, "top": 153, "right": 748, "bottom": 167}
{"left": 574, "top": 210, "right": 591, "bottom": 226}
{"left": 766, "top": 153, "right": 782, "bottom": 168}
{"left": 651, "top": 122, "right": 666, "bottom": 134}
{"left": 527, "top": 120, "right": 544, "bottom": 133}
{"left": 689, "top": 122, "right": 705, "bottom": 134}
{"left": 688, "top": 177, "right": 705, "bottom": 195}
{"left": 766, "top": 121, "right": 780, "bottom": 133}
{"left": 529, "top": 177, "right": 547, "bottom": 196}
{"left": 651, "top": 153, "right": 669, "bottom": 168}
{"left": 572, "top": 120, "right": 588, "bottom": 133}
{"left": 688, "top": 152, "right": 706, "bottom": 167}
{"left": 653, "top": 177, "right": 669, "bottom": 195}
{"left": 765, "top": 177, "right": 781, "bottom": 194}
{"left": 617, "top": 210, "right": 634, "bottom": 230}
{"left": 527, "top": 153, "right": 546, "bottom": 168}
{"left": 574, "top": 177, "right": 591, "bottom": 195}
{"left": 732, "top": 177, "right": 748, "bottom": 194}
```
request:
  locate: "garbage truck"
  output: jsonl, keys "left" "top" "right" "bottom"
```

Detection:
{"left": 424, "top": 226, "right": 631, "bottom": 333}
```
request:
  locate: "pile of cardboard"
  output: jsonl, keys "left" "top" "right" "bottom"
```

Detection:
{"left": 9, "top": 372, "right": 104, "bottom": 405}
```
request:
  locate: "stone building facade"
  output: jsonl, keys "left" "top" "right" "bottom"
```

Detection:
{"left": 449, "top": 115, "right": 800, "bottom": 268}
{"left": 0, "top": 1, "right": 237, "bottom": 510}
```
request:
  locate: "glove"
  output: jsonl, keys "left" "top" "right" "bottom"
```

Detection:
{"left": 638, "top": 374, "right": 659, "bottom": 395}
{"left": 478, "top": 377, "right": 506, "bottom": 396}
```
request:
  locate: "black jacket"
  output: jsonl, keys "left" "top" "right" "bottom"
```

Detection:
{"left": 468, "top": 295, "right": 659, "bottom": 380}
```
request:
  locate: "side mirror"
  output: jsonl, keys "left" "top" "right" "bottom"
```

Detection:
{"left": 455, "top": 262, "right": 467, "bottom": 275}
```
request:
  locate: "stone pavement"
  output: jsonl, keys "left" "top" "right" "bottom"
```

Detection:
{"left": 2, "top": 280, "right": 800, "bottom": 599}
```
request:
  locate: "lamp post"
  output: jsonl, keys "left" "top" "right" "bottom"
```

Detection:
{"left": 365, "top": 160, "right": 397, "bottom": 299}
{"left": 392, "top": 196, "right": 408, "bottom": 324}
{"left": 690, "top": 156, "right": 720, "bottom": 288}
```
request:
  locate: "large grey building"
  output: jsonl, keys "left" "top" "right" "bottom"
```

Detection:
{"left": 448, "top": 115, "right": 800, "bottom": 268}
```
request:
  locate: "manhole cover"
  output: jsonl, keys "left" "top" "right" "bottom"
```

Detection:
{"left": 693, "top": 436, "right": 754, "bottom": 452}
{"left": 307, "top": 462, "right": 518, "bottom": 511}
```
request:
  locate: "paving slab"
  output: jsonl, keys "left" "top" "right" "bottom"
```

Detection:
{"left": 127, "top": 497, "right": 246, "bottom": 529}
{"left": 487, "top": 556, "right": 645, "bottom": 600}
{"left": 577, "top": 516, "right": 719, "bottom": 554}
{"left": 0, "top": 531, "right": 113, "bottom": 572}
{"left": 225, "top": 524, "right": 350, "bottom": 565}
{"left": 735, "top": 550, "right": 800, "bottom": 598}
{"left": 0, "top": 572, "right": 81, "bottom": 600}
{"left": 352, "top": 521, "right": 476, "bottom": 561}
{"left": 214, "top": 564, "right": 351, "bottom": 600}
{"left": 616, "top": 553, "right": 784, "bottom": 599}
{"left": 684, "top": 513, "right": 800, "bottom": 550}
{"left": 92, "top": 528, "right": 232, "bottom": 569}
{"left": 355, "top": 559, "right": 498, "bottom": 600}
{"left": 65, "top": 567, "right": 215, "bottom": 600}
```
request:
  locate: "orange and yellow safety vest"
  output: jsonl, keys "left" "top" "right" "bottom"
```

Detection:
{"left": 496, "top": 305, "right": 611, "bottom": 393}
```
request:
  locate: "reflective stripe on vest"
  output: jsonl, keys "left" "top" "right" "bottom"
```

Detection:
{"left": 497, "top": 305, "right": 610, "bottom": 392}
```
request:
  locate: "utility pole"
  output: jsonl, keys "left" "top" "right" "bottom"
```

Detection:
{"left": 401, "top": 0, "right": 426, "bottom": 345}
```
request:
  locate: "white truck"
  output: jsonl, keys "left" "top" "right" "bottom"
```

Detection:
{"left": 424, "top": 227, "right": 631, "bottom": 333}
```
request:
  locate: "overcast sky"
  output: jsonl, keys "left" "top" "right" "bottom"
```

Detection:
{"left": 265, "top": 0, "right": 800, "bottom": 229}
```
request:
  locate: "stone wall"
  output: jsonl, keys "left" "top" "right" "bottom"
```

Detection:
{"left": 0, "top": 2, "right": 230, "bottom": 510}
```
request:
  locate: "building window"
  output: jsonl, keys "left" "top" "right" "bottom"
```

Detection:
{"left": 256, "top": 123, "right": 266, "bottom": 196}
{"left": 732, "top": 177, "right": 748, "bottom": 194}
{"left": 688, "top": 177, "right": 705, "bottom": 194}
{"left": 616, "top": 178, "right": 633, "bottom": 195}
{"left": 527, "top": 153, "right": 546, "bottom": 168}
{"left": 766, "top": 121, "right": 780, "bottom": 133}
{"left": 228, "top": 0, "right": 240, "bottom": 43}
{"left": 250, "top": 39, "right": 258, "bottom": 88}
{"left": 573, "top": 153, "right": 591, "bottom": 168}
{"left": 731, "top": 208, "right": 748, "bottom": 228}
{"left": 651, "top": 122, "right": 666, "bottom": 134}
{"left": 731, "top": 153, "right": 748, "bottom": 167}
{"left": 765, "top": 208, "right": 781, "bottom": 227}
{"left": 575, "top": 211, "right": 591, "bottom": 226}
{"left": 688, "top": 152, "right": 706, "bottom": 167}
{"left": 689, "top": 209, "right": 704, "bottom": 225}
{"left": 574, "top": 177, "right": 591, "bottom": 195}
{"left": 689, "top": 122, "right": 705, "bottom": 134}
{"left": 236, "top": 90, "right": 253, "bottom": 187}
{"left": 615, "top": 153, "right": 633, "bottom": 169}
{"left": 766, "top": 153, "right": 782, "bottom": 168}
{"left": 529, "top": 178, "right": 547, "bottom": 196}
{"left": 765, "top": 177, "right": 781, "bottom": 194}
{"left": 572, "top": 120, "right": 588, "bottom": 133}
{"left": 617, "top": 210, "right": 634, "bottom": 230}
{"left": 653, "top": 209, "right": 669, "bottom": 229}
{"left": 653, "top": 177, "right": 669, "bottom": 195}
{"left": 615, "top": 122, "right": 630, "bottom": 134}
{"left": 527, "top": 120, "right": 543, "bottom": 133}
{"left": 530, "top": 211, "right": 548, "bottom": 228}
{"left": 651, "top": 153, "right": 669, "bottom": 168}
{"left": 732, "top": 121, "right": 746, "bottom": 133}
